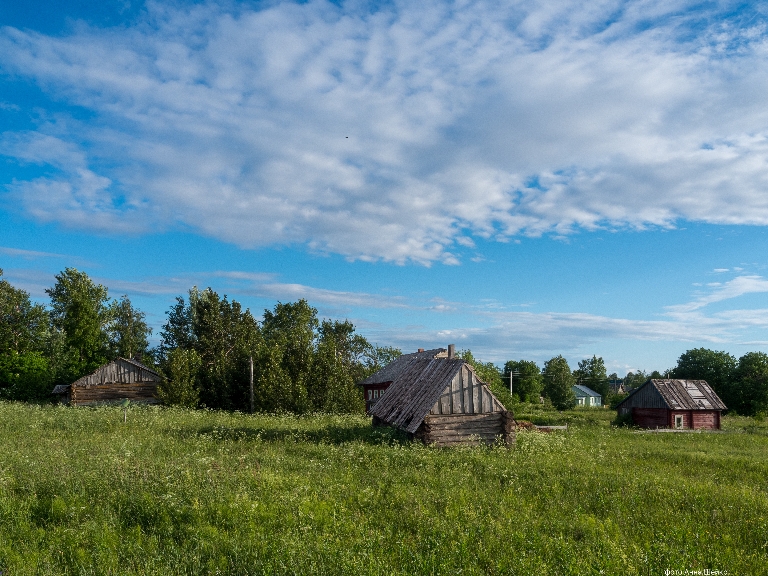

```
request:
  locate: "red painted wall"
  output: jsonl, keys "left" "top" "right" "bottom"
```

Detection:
{"left": 632, "top": 408, "right": 669, "bottom": 428}
{"left": 632, "top": 408, "right": 721, "bottom": 429}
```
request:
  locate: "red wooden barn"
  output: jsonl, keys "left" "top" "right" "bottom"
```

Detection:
{"left": 615, "top": 379, "right": 726, "bottom": 430}
{"left": 358, "top": 346, "right": 448, "bottom": 413}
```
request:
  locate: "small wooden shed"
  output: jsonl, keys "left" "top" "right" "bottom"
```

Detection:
{"left": 52, "top": 357, "right": 162, "bottom": 406}
{"left": 615, "top": 379, "right": 726, "bottom": 429}
{"left": 358, "top": 347, "right": 447, "bottom": 413}
{"left": 370, "top": 356, "right": 514, "bottom": 446}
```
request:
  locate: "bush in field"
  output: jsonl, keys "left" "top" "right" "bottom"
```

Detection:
{"left": 157, "top": 348, "right": 201, "bottom": 407}
{"left": 0, "top": 351, "right": 52, "bottom": 401}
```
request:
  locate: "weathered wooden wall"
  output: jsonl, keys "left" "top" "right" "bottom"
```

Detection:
{"left": 428, "top": 364, "right": 503, "bottom": 416}
{"left": 71, "top": 383, "right": 159, "bottom": 406}
{"left": 415, "top": 411, "right": 515, "bottom": 447}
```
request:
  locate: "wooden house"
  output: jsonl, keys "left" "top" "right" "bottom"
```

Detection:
{"left": 52, "top": 357, "right": 162, "bottom": 406}
{"left": 369, "top": 349, "right": 514, "bottom": 446}
{"left": 573, "top": 384, "right": 602, "bottom": 407}
{"left": 615, "top": 379, "right": 726, "bottom": 429}
{"left": 359, "top": 347, "right": 447, "bottom": 413}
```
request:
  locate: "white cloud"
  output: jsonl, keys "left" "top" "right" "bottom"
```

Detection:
{"left": 1, "top": 1, "right": 768, "bottom": 262}
{"left": 668, "top": 275, "right": 768, "bottom": 312}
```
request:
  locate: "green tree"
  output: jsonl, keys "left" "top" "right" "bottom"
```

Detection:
{"left": 574, "top": 355, "right": 608, "bottom": 400}
{"left": 309, "top": 320, "right": 367, "bottom": 413}
{"left": 261, "top": 300, "right": 317, "bottom": 413}
{"left": 0, "top": 269, "right": 50, "bottom": 354}
{"left": 46, "top": 268, "right": 111, "bottom": 381}
{"left": 503, "top": 359, "right": 543, "bottom": 403}
{"left": 192, "top": 288, "right": 260, "bottom": 410}
{"left": 108, "top": 295, "right": 151, "bottom": 361}
{"left": 732, "top": 352, "right": 768, "bottom": 416}
{"left": 623, "top": 370, "right": 648, "bottom": 390}
{"left": 671, "top": 348, "right": 737, "bottom": 407}
{"left": 543, "top": 355, "right": 576, "bottom": 410}
{"left": 157, "top": 348, "right": 201, "bottom": 407}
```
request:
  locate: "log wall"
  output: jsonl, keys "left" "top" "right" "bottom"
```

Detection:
{"left": 70, "top": 382, "right": 159, "bottom": 406}
{"left": 415, "top": 411, "right": 515, "bottom": 447}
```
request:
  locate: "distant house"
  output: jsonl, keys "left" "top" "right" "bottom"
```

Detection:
{"left": 358, "top": 347, "right": 447, "bottom": 413}
{"left": 615, "top": 379, "right": 726, "bottom": 429}
{"left": 609, "top": 380, "right": 626, "bottom": 395}
{"left": 52, "top": 357, "right": 162, "bottom": 406}
{"left": 369, "top": 345, "right": 514, "bottom": 446}
{"left": 573, "top": 384, "right": 602, "bottom": 407}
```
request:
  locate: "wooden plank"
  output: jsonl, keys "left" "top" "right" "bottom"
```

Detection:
{"left": 424, "top": 413, "right": 502, "bottom": 425}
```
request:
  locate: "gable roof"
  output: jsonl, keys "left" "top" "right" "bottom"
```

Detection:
{"left": 370, "top": 358, "right": 506, "bottom": 434}
{"left": 71, "top": 357, "right": 162, "bottom": 388}
{"left": 359, "top": 348, "right": 447, "bottom": 386}
{"left": 573, "top": 384, "right": 601, "bottom": 397}
{"left": 370, "top": 358, "right": 465, "bottom": 433}
{"left": 616, "top": 379, "right": 726, "bottom": 411}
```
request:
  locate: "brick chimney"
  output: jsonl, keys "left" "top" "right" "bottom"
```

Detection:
{"left": 447, "top": 344, "right": 455, "bottom": 359}
{"left": 418, "top": 348, "right": 424, "bottom": 353}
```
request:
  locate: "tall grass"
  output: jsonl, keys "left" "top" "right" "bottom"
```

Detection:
{"left": 0, "top": 402, "right": 766, "bottom": 575}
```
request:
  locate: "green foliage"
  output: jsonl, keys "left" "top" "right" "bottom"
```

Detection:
{"left": 672, "top": 348, "right": 737, "bottom": 406}
{"left": 0, "top": 351, "right": 52, "bottom": 401}
{"left": 157, "top": 348, "right": 202, "bottom": 408}
{"left": 732, "top": 352, "right": 768, "bottom": 416}
{"left": 0, "top": 269, "right": 49, "bottom": 355}
{"left": 46, "top": 268, "right": 112, "bottom": 381}
{"left": 504, "top": 359, "right": 543, "bottom": 403}
{"left": 542, "top": 355, "right": 576, "bottom": 409}
{"left": 107, "top": 295, "right": 152, "bottom": 361}
{"left": 573, "top": 355, "right": 608, "bottom": 400}
{"left": 0, "top": 403, "right": 767, "bottom": 575}
{"left": 623, "top": 370, "right": 649, "bottom": 390}
{"left": 308, "top": 320, "right": 367, "bottom": 413}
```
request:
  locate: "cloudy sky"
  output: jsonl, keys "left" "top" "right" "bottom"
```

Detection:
{"left": 2, "top": 0, "right": 768, "bottom": 374}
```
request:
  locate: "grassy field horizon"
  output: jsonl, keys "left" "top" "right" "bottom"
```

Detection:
{"left": 1, "top": 402, "right": 766, "bottom": 575}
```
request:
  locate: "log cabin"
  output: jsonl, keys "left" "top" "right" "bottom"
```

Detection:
{"left": 369, "top": 347, "right": 514, "bottom": 446}
{"left": 52, "top": 357, "right": 162, "bottom": 406}
{"left": 615, "top": 379, "right": 726, "bottom": 429}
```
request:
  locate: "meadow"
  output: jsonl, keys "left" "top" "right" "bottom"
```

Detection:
{"left": 0, "top": 402, "right": 766, "bottom": 575}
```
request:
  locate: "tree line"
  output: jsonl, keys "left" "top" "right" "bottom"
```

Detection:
{"left": 0, "top": 268, "right": 398, "bottom": 412}
{"left": 2, "top": 267, "right": 767, "bottom": 416}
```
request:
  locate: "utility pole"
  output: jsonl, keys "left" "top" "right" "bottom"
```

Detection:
{"left": 249, "top": 356, "right": 254, "bottom": 414}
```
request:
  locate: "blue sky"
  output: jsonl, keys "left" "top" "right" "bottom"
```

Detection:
{"left": 2, "top": 0, "right": 768, "bottom": 375}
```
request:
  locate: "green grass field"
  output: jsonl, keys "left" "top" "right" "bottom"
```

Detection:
{"left": 0, "top": 402, "right": 766, "bottom": 575}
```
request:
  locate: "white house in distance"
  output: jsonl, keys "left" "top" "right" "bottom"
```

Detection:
{"left": 573, "top": 384, "right": 602, "bottom": 407}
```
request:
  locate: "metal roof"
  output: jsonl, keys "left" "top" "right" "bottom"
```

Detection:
{"left": 370, "top": 358, "right": 467, "bottom": 434}
{"left": 573, "top": 384, "right": 601, "bottom": 397}
{"left": 359, "top": 348, "right": 447, "bottom": 385}
{"left": 616, "top": 379, "right": 726, "bottom": 411}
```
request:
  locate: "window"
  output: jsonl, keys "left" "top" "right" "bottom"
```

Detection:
{"left": 368, "top": 390, "right": 373, "bottom": 400}
{"left": 675, "top": 415, "right": 683, "bottom": 429}
{"left": 374, "top": 390, "right": 379, "bottom": 399}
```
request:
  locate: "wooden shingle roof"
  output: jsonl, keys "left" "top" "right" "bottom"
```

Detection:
{"left": 359, "top": 348, "right": 447, "bottom": 386}
{"left": 616, "top": 379, "right": 726, "bottom": 411}
{"left": 370, "top": 358, "right": 467, "bottom": 434}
